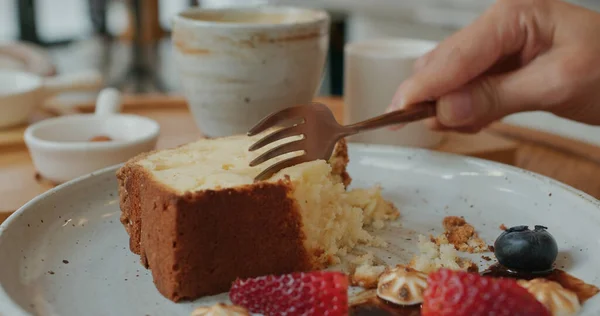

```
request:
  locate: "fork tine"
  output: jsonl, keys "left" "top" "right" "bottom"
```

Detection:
{"left": 249, "top": 139, "right": 306, "bottom": 167}
{"left": 254, "top": 155, "right": 310, "bottom": 181}
{"left": 247, "top": 105, "right": 306, "bottom": 136}
{"left": 248, "top": 125, "right": 304, "bottom": 151}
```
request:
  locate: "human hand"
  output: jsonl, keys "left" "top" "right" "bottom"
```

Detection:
{"left": 387, "top": 0, "right": 600, "bottom": 133}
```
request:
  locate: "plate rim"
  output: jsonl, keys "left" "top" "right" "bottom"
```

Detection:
{"left": 1, "top": 143, "right": 600, "bottom": 315}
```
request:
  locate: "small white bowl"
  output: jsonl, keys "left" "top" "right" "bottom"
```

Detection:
{"left": 24, "top": 88, "right": 160, "bottom": 183}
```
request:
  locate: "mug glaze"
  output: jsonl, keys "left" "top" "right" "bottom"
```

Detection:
{"left": 172, "top": 6, "right": 330, "bottom": 137}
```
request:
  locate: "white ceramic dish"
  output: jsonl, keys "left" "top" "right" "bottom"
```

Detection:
{"left": 0, "top": 69, "right": 102, "bottom": 129}
{"left": 0, "top": 42, "right": 56, "bottom": 76}
{"left": 24, "top": 88, "right": 160, "bottom": 184}
{"left": 1, "top": 145, "right": 600, "bottom": 315}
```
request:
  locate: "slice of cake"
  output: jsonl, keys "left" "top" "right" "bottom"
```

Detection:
{"left": 117, "top": 132, "right": 398, "bottom": 302}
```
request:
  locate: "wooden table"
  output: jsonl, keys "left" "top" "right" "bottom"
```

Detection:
{"left": 488, "top": 123, "right": 600, "bottom": 200}
{"left": 2, "top": 96, "right": 600, "bottom": 224}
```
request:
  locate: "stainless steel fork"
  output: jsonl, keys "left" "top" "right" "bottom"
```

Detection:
{"left": 247, "top": 101, "right": 437, "bottom": 181}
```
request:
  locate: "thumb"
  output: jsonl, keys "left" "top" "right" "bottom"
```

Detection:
{"left": 436, "top": 55, "right": 558, "bottom": 128}
{"left": 436, "top": 77, "right": 505, "bottom": 128}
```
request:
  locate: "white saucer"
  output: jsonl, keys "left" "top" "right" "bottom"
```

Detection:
{"left": 1, "top": 145, "right": 600, "bottom": 315}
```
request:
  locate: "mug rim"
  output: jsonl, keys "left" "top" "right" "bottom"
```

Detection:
{"left": 173, "top": 5, "right": 330, "bottom": 29}
{"left": 345, "top": 37, "right": 438, "bottom": 59}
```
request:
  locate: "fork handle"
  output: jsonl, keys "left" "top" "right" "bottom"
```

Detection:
{"left": 344, "top": 101, "right": 437, "bottom": 134}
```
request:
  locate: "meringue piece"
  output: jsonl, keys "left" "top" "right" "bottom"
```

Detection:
{"left": 191, "top": 303, "right": 250, "bottom": 316}
{"left": 377, "top": 265, "right": 428, "bottom": 306}
{"left": 352, "top": 263, "right": 386, "bottom": 289}
{"left": 518, "top": 279, "right": 581, "bottom": 316}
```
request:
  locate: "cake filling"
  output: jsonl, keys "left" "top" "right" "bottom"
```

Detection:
{"left": 272, "top": 160, "right": 398, "bottom": 266}
{"left": 138, "top": 133, "right": 305, "bottom": 191}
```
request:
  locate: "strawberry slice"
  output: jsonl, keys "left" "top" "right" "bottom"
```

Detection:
{"left": 422, "top": 269, "right": 551, "bottom": 316}
{"left": 229, "top": 271, "right": 349, "bottom": 316}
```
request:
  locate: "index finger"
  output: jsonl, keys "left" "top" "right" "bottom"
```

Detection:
{"left": 391, "top": 1, "right": 529, "bottom": 109}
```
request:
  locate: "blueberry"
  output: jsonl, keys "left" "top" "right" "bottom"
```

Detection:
{"left": 494, "top": 225, "right": 558, "bottom": 272}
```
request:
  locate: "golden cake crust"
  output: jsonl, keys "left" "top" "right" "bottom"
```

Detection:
{"left": 117, "top": 139, "right": 351, "bottom": 301}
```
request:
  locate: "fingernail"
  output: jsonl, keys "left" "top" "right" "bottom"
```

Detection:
{"left": 389, "top": 123, "right": 407, "bottom": 130}
{"left": 387, "top": 80, "right": 413, "bottom": 113}
{"left": 386, "top": 95, "right": 407, "bottom": 130}
{"left": 414, "top": 55, "right": 428, "bottom": 71}
{"left": 385, "top": 96, "right": 406, "bottom": 130}
{"left": 438, "top": 90, "right": 473, "bottom": 126}
{"left": 386, "top": 100, "right": 403, "bottom": 113}
{"left": 386, "top": 90, "right": 405, "bottom": 113}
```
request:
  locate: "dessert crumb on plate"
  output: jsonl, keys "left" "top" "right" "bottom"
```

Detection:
{"left": 409, "top": 234, "right": 478, "bottom": 274}
{"left": 433, "top": 216, "right": 488, "bottom": 253}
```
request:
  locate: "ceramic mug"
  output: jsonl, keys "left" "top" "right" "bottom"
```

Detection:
{"left": 172, "top": 5, "right": 330, "bottom": 137}
{"left": 344, "top": 38, "right": 444, "bottom": 148}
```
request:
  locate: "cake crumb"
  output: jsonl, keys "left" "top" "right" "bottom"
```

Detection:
{"left": 409, "top": 235, "right": 478, "bottom": 274}
{"left": 499, "top": 223, "right": 507, "bottom": 231}
{"left": 351, "top": 253, "right": 375, "bottom": 266}
{"left": 433, "top": 216, "right": 488, "bottom": 253}
{"left": 482, "top": 255, "right": 492, "bottom": 261}
{"left": 370, "top": 236, "right": 388, "bottom": 248}
{"left": 351, "top": 264, "right": 386, "bottom": 289}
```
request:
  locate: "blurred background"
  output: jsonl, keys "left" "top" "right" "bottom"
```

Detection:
{"left": 1, "top": 0, "right": 600, "bottom": 141}
{"left": 2, "top": 0, "right": 600, "bottom": 94}
{"left": 0, "top": 0, "right": 525, "bottom": 95}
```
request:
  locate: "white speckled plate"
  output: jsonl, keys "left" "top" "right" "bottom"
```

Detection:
{"left": 2, "top": 144, "right": 600, "bottom": 316}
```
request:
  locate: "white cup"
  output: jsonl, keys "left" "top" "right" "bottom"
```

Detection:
{"left": 344, "top": 38, "right": 444, "bottom": 148}
{"left": 172, "top": 6, "right": 330, "bottom": 138}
